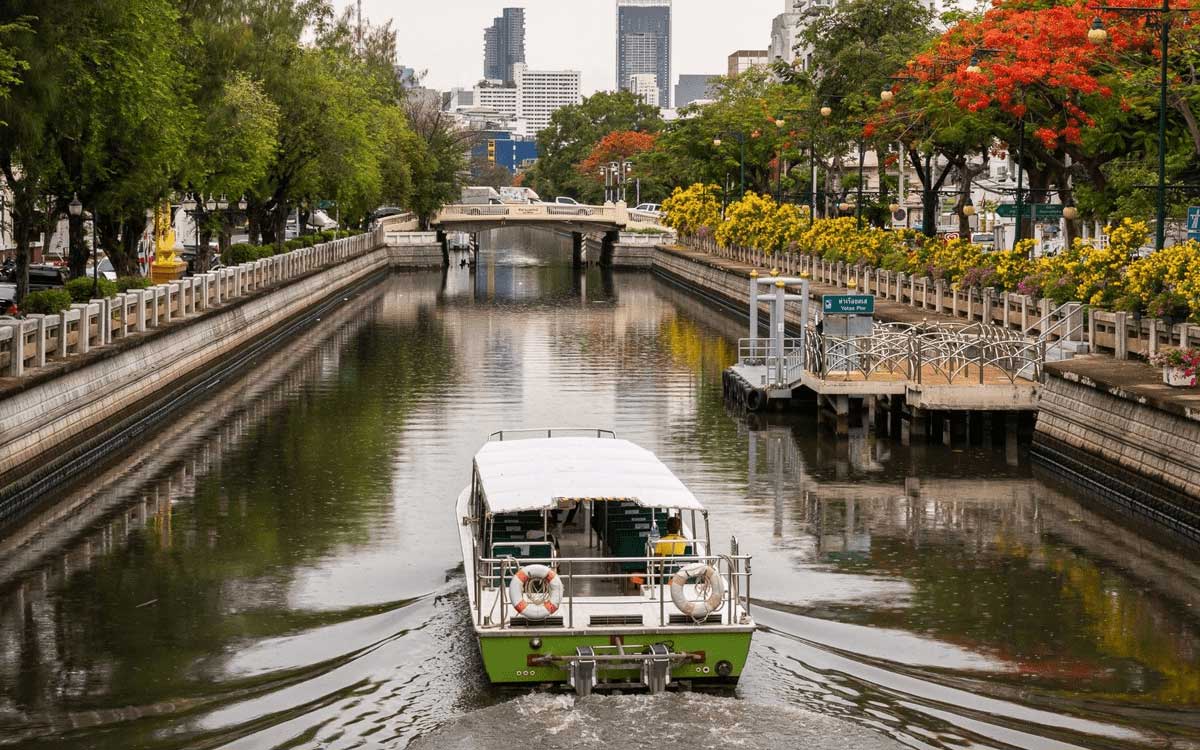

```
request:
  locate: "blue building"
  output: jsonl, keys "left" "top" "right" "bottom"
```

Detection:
{"left": 471, "top": 132, "right": 538, "bottom": 175}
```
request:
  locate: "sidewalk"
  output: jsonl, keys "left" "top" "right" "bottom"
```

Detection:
{"left": 1047, "top": 355, "right": 1200, "bottom": 422}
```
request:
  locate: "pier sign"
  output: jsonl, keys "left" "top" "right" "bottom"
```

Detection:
{"left": 823, "top": 294, "right": 875, "bottom": 315}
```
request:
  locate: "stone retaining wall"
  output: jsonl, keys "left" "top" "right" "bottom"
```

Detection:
{"left": 0, "top": 242, "right": 395, "bottom": 505}
{"left": 1034, "top": 369, "right": 1200, "bottom": 540}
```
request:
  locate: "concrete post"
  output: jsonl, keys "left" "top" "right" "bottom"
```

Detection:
{"left": 966, "top": 290, "right": 974, "bottom": 322}
{"left": 71, "top": 304, "right": 91, "bottom": 354}
{"left": 1088, "top": 308, "right": 1097, "bottom": 352}
{"left": 1002, "top": 294, "right": 1011, "bottom": 329}
{"left": 1066, "top": 303, "right": 1084, "bottom": 342}
{"left": 921, "top": 278, "right": 929, "bottom": 310}
{"left": 34, "top": 315, "right": 47, "bottom": 368}
{"left": 1148, "top": 318, "right": 1159, "bottom": 356}
{"left": 164, "top": 285, "right": 174, "bottom": 323}
{"left": 1114, "top": 312, "right": 1128, "bottom": 360}
{"left": 1038, "top": 298, "right": 1052, "bottom": 333}
{"left": 934, "top": 281, "right": 945, "bottom": 314}
{"left": 982, "top": 289, "right": 993, "bottom": 325}
{"left": 909, "top": 274, "right": 916, "bottom": 307}
{"left": 896, "top": 273, "right": 905, "bottom": 302}
{"left": 57, "top": 311, "right": 69, "bottom": 357}
{"left": 6, "top": 321, "right": 23, "bottom": 376}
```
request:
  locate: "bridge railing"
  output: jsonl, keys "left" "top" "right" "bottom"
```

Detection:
{"left": 435, "top": 203, "right": 625, "bottom": 222}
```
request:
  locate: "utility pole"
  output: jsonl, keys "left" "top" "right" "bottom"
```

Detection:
{"left": 357, "top": 0, "right": 363, "bottom": 54}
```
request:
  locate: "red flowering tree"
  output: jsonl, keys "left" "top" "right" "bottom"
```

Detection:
{"left": 577, "top": 130, "right": 657, "bottom": 185}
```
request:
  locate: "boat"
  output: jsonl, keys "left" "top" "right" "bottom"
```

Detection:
{"left": 457, "top": 428, "right": 755, "bottom": 695}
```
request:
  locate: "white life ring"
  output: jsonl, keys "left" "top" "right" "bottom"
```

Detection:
{"left": 670, "top": 562, "right": 725, "bottom": 620}
{"left": 508, "top": 564, "right": 564, "bottom": 620}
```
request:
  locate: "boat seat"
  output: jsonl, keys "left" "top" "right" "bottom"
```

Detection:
{"left": 490, "top": 542, "right": 556, "bottom": 586}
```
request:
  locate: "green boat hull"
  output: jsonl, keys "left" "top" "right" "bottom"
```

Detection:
{"left": 477, "top": 630, "right": 753, "bottom": 686}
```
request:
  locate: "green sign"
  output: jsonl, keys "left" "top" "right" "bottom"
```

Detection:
{"left": 823, "top": 294, "right": 875, "bottom": 315}
{"left": 995, "top": 203, "right": 1064, "bottom": 220}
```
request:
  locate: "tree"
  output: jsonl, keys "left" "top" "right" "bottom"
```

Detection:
{"left": 524, "top": 90, "right": 662, "bottom": 200}
{"left": 576, "top": 130, "right": 657, "bottom": 203}
{"left": 470, "top": 157, "right": 514, "bottom": 189}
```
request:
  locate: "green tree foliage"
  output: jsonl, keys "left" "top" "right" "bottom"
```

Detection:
{"left": 524, "top": 91, "right": 663, "bottom": 201}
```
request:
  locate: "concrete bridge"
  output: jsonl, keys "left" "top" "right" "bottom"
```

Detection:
{"left": 431, "top": 202, "right": 628, "bottom": 234}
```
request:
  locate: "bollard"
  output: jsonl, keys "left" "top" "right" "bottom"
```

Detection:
{"left": 1114, "top": 312, "right": 1128, "bottom": 360}
{"left": 34, "top": 315, "right": 48, "bottom": 367}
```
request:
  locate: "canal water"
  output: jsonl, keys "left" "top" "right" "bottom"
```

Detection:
{"left": 1, "top": 231, "right": 1198, "bottom": 750}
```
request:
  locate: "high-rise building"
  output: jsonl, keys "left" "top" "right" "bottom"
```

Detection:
{"left": 629, "top": 73, "right": 660, "bottom": 107}
{"left": 674, "top": 74, "right": 720, "bottom": 107}
{"left": 616, "top": 0, "right": 671, "bottom": 108}
{"left": 483, "top": 8, "right": 526, "bottom": 85}
{"left": 515, "top": 64, "right": 582, "bottom": 136}
{"left": 727, "top": 50, "right": 769, "bottom": 78}
{"left": 769, "top": 12, "right": 802, "bottom": 66}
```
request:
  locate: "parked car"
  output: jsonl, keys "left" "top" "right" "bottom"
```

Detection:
{"left": 0, "top": 282, "right": 17, "bottom": 316}
{"left": 633, "top": 203, "right": 662, "bottom": 215}
{"left": 84, "top": 258, "right": 118, "bottom": 282}
{"left": 969, "top": 232, "right": 995, "bottom": 251}
{"left": 28, "top": 264, "right": 67, "bottom": 292}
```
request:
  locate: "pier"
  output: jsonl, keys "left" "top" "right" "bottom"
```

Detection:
{"left": 723, "top": 272, "right": 1041, "bottom": 440}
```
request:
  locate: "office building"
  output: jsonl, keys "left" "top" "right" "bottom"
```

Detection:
{"left": 630, "top": 73, "right": 660, "bottom": 107}
{"left": 471, "top": 64, "right": 582, "bottom": 138}
{"left": 770, "top": 12, "right": 802, "bottom": 66}
{"left": 728, "top": 50, "right": 769, "bottom": 77}
{"left": 617, "top": 0, "right": 671, "bottom": 108}
{"left": 674, "top": 74, "right": 720, "bottom": 107}
{"left": 484, "top": 8, "right": 526, "bottom": 85}
{"left": 444, "top": 87, "right": 475, "bottom": 111}
{"left": 515, "top": 64, "right": 582, "bottom": 136}
{"left": 471, "top": 131, "right": 539, "bottom": 175}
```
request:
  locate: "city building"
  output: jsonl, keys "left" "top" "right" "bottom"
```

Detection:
{"left": 514, "top": 64, "right": 582, "bottom": 136}
{"left": 471, "top": 131, "right": 539, "bottom": 175}
{"left": 674, "top": 74, "right": 720, "bottom": 107}
{"left": 473, "top": 82, "right": 519, "bottom": 119}
{"left": 483, "top": 8, "right": 526, "bottom": 85}
{"left": 444, "top": 87, "right": 475, "bottom": 111}
{"left": 617, "top": 0, "right": 671, "bottom": 108}
{"left": 470, "top": 64, "right": 582, "bottom": 138}
{"left": 727, "top": 50, "right": 769, "bottom": 77}
{"left": 630, "top": 73, "right": 660, "bottom": 107}
{"left": 769, "top": 11, "right": 802, "bottom": 66}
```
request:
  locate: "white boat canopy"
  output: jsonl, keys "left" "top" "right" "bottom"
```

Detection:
{"left": 474, "top": 437, "right": 705, "bottom": 515}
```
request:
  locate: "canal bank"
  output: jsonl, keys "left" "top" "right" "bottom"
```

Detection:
{"left": 0, "top": 232, "right": 441, "bottom": 520}
{"left": 646, "top": 241, "right": 1200, "bottom": 539}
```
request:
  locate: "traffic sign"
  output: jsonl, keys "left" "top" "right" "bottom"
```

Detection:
{"left": 1188, "top": 206, "right": 1200, "bottom": 240}
{"left": 995, "top": 203, "right": 1064, "bottom": 220}
{"left": 823, "top": 294, "right": 876, "bottom": 315}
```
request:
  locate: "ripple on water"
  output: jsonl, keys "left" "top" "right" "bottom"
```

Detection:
{"left": 407, "top": 693, "right": 907, "bottom": 750}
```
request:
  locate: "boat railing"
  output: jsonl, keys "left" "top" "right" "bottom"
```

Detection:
{"left": 488, "top": 428, "right": 617, "bottom": 441}
{"left": 473, "top": 552, "right": 753, "bottom": 631}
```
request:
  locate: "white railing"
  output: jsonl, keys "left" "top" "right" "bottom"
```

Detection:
{"left": 435, "top": 203, "right": 627, "bottom": 223}
{"left": 0, "top": 230, "right": 382, "bottom": 379}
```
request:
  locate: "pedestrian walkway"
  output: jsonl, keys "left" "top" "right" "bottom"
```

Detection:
{"left": 1047, "top": 355, "right": 1200, "bottom": 420}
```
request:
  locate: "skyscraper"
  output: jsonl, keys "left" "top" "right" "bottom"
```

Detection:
{"left": 483, "top": 8, "right": 526, "bottom": 85}
{"left": 616, "top": 0, "right": 671, "bottom": 108}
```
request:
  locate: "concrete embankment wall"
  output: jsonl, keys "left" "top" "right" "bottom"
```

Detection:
{"left": 0, "top": 236, "right": 436, "bottom": 517}
{"left": 1034, "top": 367, "right": 1200, "bottom": 540}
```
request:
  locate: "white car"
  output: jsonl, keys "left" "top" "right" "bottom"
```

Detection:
{"left": 633, "top": 203, "right": 662, "bottom": 215}
{"left": 554, "top": 196, "right": 580, "bottom": 205}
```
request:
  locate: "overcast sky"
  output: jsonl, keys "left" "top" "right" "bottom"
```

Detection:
{"left": 343, "top": 1, "right": 785, "bottom": 95}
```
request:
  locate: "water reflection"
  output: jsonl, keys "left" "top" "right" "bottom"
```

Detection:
{"left": 0, "top": 237, "right": 1197, "bottom": 750}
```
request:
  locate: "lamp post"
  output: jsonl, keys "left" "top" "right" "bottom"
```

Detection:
{"left": 1090, "top": 6, "right": 1171, "bottom": 250}
{"left": 713, "top": 131, "right": 747, "bottom": 198}
{"left": 775, "top": 118, "right": 787, "bottom": 203}
{"left": 68, "top": 194, "right": 97, "bottom": 298}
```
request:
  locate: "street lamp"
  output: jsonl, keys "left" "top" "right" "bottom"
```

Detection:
{"left": 713, "top": 131, "right": 747, "bottom": 199}
{"left": 1063, "top": 205, "right": 1079, "bottom": 220}
{"left": 880, "top": 89, "right": 895, "bottom": 102}
{"left": 839, "top": 201, "right": 853, "bottom": 212}
{"left": 963, "top": 197, "right": 976, "bottom": 217}
{"left": 68, "top": 194, "right": 100, "bottom": 298}
{"left": 1090, "top": 7, "right": 1172, "bottom": 250}
{"left": 775, "top": 118, "right": 788, "bottom": 203}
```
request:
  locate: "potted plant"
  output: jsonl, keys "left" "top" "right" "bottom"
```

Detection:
{"left": 1149, "top": 347, "right": 1200, "bottom": 387}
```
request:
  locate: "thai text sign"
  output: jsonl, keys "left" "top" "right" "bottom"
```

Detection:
{"left": 995, "top": 203, "right": 1064, "bottom": 220}
{"left": 823, "top": 294, "right": 875, "bottom": 315}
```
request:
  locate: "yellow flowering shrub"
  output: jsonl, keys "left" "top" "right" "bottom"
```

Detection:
{"left": 661, "top": 183, "right": 722, "bottom": 237}
{"left": 716, "top": 192, "right": 788, "bottom": 251}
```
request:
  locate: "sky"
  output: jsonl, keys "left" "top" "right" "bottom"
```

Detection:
{"left": 343, "top": 0, "right": 785, "bottom": 95}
